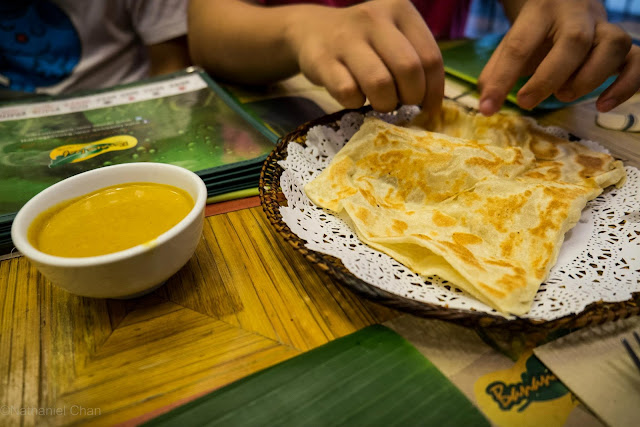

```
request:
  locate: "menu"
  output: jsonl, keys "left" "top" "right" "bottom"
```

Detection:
{"left": 0, "top": 67, "right": 279, "bottom": 254}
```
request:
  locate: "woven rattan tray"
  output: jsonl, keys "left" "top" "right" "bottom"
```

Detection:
{"left": 259, "top": 107, "right": 640, "bottom": 331}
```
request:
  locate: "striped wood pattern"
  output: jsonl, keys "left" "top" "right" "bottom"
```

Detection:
{"left": 0, "top": 207, "right": 399, "bottom": 426}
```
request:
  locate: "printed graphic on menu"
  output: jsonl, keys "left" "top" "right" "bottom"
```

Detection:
{"left": 474, "top": 350, "right": 578, "bottom": 427}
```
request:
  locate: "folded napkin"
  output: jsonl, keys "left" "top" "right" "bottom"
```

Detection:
{"left": 534, "top": 316, "right": 640, "bottom": 427}
{"left": 596, "top": 93, "right": 640, "bottom": 132}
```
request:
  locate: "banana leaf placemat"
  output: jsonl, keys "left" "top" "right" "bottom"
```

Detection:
{"left": 143, "top": 325, "right": 489, "bottom": 427}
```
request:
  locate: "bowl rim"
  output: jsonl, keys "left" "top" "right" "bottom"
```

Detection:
{"left": 11, "top": 163, "right": 207, "bottom": 267}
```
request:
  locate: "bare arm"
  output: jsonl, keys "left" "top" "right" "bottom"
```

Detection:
{"left": 187, "top": 0, "right": 301, "bottom": 84}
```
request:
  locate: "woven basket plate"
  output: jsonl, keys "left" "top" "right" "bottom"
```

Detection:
{"left": 260, "top": 107, "right": 640, "bottom": 331}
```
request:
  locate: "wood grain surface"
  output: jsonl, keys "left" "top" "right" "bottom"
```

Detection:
{"left": 0, "top": 207, "right": 398, "bottom": 426}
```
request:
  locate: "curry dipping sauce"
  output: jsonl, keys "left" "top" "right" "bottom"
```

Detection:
{"left": 28, "top": 182, "right": 195, "bottom": 257}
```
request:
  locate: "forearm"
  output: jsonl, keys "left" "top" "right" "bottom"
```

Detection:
{"left": 188, "top": 0, "right": 316, "bottom": 84}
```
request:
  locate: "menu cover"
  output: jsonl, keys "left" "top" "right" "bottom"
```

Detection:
{"left": 0, "top": 67, "right": 279, "bottom": 254}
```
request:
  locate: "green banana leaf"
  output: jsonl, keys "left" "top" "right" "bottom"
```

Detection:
{"left": 144, "top": 325, "right": 489, "bottom": 427}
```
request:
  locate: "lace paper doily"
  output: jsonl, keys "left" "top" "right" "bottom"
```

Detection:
{"left": 278, "top": 106, "right": 640, "bottom": 320}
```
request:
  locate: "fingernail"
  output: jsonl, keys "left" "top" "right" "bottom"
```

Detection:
{"left": 479, "top": 98, "right": 497, "bottom": 116}
{"left": 598, "top": 98, "right": 617, "bottom": 112}
{"left": 518, "top": 92, "right": 538, "bottom": 110}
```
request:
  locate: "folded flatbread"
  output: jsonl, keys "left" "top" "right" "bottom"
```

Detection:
{"left": 305, "top": 102, "right": 626, "bottom": 315}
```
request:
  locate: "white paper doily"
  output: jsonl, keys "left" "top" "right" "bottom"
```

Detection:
{"left": 278, "top": 106, "right": 640, "bottom": 320}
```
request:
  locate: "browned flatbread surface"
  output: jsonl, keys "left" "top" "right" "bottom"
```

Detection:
{"left": 305, "top": 102, "right": 625, "bottom": 315}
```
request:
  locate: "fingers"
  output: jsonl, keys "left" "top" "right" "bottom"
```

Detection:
{"left": 479, "top": 0, "right": 636, "bottom": 116}
{"left": 305, "top": 37, "right": 406, "bottom": 113}
{"left": 305, "top": 56, "right": 366, "bottom": 110}
{"left": 341, "top": 41, "right": 400, "bottom": 112}
{"left": 478, "top": 12, "right": 550, "bottom": 115}
{"left": 340, "top": 0, "right": 442, "bottom": 113}
{"left": 596, "top": 44, "right": 640, "bottom": 112}
{"left": 555, "top": 23, "right": 631, "bottom": 102}
{"left": 369, "top": 28, "right": 426, "bottom": 108}
{"left": 516, "top": 18, "right": 595, "bottom": 109}
{"left": 395, "top": 4, "right": 444, "bottom": 115}
{"left": 296, "top": 0, "right": 443, "bottom": 113}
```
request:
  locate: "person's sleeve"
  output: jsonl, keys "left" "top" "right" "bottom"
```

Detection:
{"left": 128, "top": 0, "right": 188, "bottom": 45}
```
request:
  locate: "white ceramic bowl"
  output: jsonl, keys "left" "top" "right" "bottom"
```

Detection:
{"left": 11, "top": 163, "right": 207, "bottom": 299}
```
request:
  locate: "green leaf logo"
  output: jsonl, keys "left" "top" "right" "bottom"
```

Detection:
{"left": 49, "top": 135, "right": 137, "bottom": 168}
{"left": 485, "top": 354, "right": 568, "bottom": 412}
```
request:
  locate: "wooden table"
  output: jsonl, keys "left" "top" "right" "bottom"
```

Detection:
{"left": 1, "top": 75, "right": 637, "bottom": 426}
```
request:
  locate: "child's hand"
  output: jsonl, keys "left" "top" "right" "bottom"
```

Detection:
{"left": 478, "top": 0, "right": 640, "bottom": 116}
{"left": 286, "top": 0, "right": 444, "bottom": 113}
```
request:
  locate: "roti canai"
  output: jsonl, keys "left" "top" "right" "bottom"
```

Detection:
{"left": 304, "top": 102, "right": 625, "bottom": 315}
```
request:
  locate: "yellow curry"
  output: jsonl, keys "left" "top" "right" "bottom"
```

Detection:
{"left": 28, "top": 182, "right": 194, "bottom": 257}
